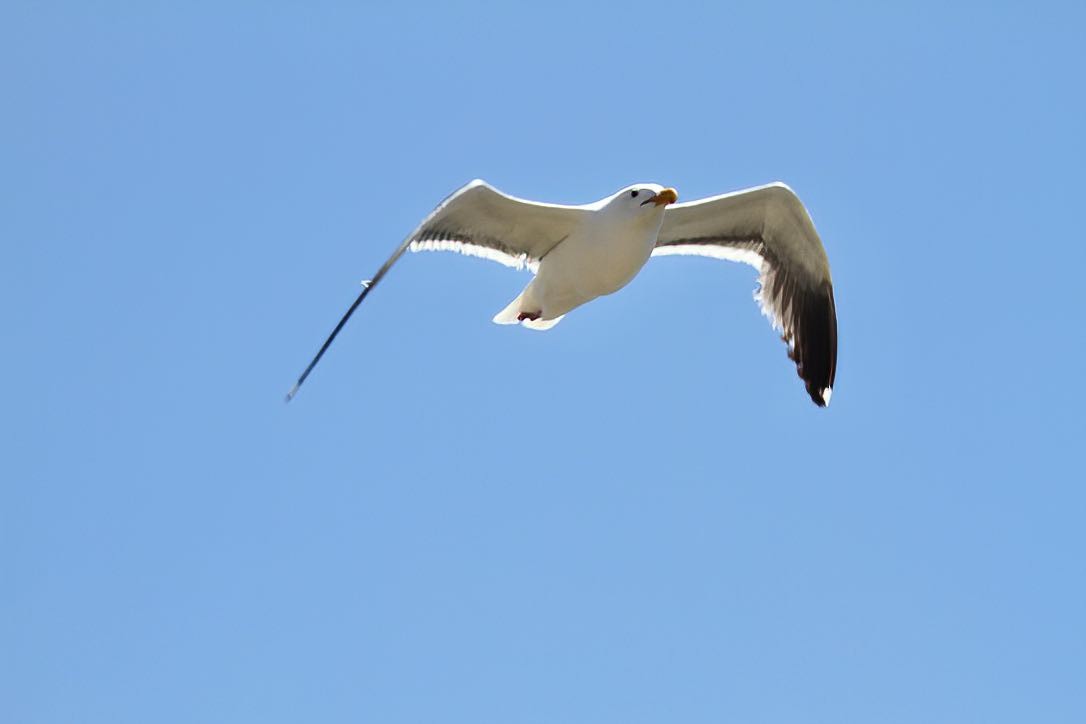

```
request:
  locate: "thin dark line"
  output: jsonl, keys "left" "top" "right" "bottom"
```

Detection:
{"left": 657, "top": 234, "right": 764, "bottom": 249}
{"left": 284, "top": 281, "right": 375, "bottom": 403}
{"left": 285, "top": 238, "right": 412, "bottom": 402}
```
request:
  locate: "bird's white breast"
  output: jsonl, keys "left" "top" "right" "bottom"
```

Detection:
{"left": 531, "top": 211, "right": 663, "bottom": 315}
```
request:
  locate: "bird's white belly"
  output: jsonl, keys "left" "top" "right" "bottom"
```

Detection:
{"left": 530, "top": 222, "right": 659, "bottom": 318}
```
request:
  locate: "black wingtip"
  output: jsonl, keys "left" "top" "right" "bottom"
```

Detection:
{"left": 794, "top": 282, "right": 838, "bottom": 408}
{"left": 806, "top": 383, "right": 831, "bottom": 407}
{"left": 284, "top": 275, "right": 384, "bottom": 406}
{"left": 284, "top": 383, "right": 300, "bottom": 404}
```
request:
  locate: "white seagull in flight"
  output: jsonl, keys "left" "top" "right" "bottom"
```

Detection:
{"left": 287, "top": 180, "right": 837, "bottom": 406}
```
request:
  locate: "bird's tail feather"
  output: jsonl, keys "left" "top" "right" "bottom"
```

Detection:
{"left": 521, "top": 315, "right": 564, "bottom": 331}
{"left": 492, "top": 293, "right": 525, "bottom": 325}
{"left": 492, "top": 291, "right": 565, "bottom": 331}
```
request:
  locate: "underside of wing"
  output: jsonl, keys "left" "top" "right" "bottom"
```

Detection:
{"left": 653, "top": 184, "right": 837, "bottom": 406}
{"left": 407, "top": 180, "right": 587, "bottom": 272}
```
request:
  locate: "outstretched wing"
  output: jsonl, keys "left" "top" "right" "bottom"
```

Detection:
{"left": 407, "top": 179, "right": 587, "bottom": 271}
{"left": 653, "top": 183, "right": 837, "bottom": 407}
{"left": 286, "top": 180, "right": 587, "bottom": 400}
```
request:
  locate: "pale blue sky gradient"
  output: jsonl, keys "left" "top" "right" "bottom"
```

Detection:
{"left": 3, "top": 3, "right": 1085, "bottom": 723}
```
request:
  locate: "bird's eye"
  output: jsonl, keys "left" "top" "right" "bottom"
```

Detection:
{"left": 631, "top": 190, "right": 639, "bottom": 198}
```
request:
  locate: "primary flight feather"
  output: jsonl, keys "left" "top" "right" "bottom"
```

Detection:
{"left": 287, "top": 180, "right": 838, "bottom": 406}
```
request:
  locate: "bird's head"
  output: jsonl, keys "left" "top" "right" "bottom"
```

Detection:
{"left": 605, "top": 184, "right": 679, "bottom": 217}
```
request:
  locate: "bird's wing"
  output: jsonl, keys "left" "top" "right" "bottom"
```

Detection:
{"left": 286, "top": 180, "right": 587, "bottom": 400}
{"left": 406, "top": 179, "right": 588, "bottom": 271}
{"left": 652, "top": 183, "right": 837, "bottom": 406}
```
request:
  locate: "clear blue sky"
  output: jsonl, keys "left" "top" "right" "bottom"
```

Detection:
{"left": 3, "top": 3, "right": 1084, "bottom": 723}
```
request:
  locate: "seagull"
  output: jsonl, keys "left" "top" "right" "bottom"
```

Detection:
{"left": 287, "top": 180, "right": 837, "bottom": 406}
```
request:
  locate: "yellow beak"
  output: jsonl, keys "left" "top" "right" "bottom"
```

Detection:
{"left": 653, "top": 187, "right": 679, "bottom": 206}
